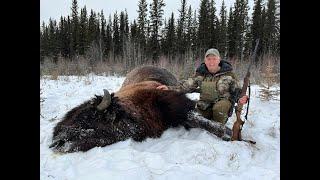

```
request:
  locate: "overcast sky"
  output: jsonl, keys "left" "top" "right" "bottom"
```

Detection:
{"left": 40, "top": 0, "right": 254, "bottom": 24}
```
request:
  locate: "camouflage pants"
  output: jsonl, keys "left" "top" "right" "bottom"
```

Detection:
{"left": 196, "top": 99, "right": 232, "bottom": 124}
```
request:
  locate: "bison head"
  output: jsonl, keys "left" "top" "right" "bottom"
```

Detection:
{"left": 50, "top": 87, "right": 196, "bottom": 153}
{"left": 49, "top": 89, "right": 143, "bottom": 153}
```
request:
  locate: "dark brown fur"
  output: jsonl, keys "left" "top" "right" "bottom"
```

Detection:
{"left": 50, "top": 66, "right": 196, "bottom": 153}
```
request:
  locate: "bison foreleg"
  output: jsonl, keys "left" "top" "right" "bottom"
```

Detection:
{"left": 185, "top": 111, "right": 232, "bottom": 140}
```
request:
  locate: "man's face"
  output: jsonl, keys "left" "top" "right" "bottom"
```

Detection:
{"left": 204, "top": 55, "right": 221, "bottom": 72}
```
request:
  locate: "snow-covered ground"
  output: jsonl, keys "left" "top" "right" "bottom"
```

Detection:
{"left": 40, "top": 74, "right": 280, "bottom": 180}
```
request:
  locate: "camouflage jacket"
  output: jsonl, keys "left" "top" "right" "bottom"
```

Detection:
{"left": 168, "top": 60, "right": 242, "bottom": 105}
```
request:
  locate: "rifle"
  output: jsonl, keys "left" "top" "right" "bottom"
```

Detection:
{"left": 231, "top": 39, "right": 259, "bottom": 144}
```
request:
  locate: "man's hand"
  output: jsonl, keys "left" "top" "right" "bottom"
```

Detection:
{"left": 156, "top": 85, "right": 169, "bottom": 90}
{"left": 238, "top": 95, "right": 249, "bottom": 105}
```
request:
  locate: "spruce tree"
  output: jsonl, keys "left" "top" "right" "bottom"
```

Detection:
{"left": 41, "top": 22, "right": 49, "bottom": 58}
{"left": 48, "top": 18, "right": 59, "bottom": 59}
{"left": 71, "top": 0, "right": 80, "bottom": 56}
{"left": 40, "top": 30, "right": 44, "bottom": 61}
{"left": 148, "top": 0, "right": 165, "bottom": 61}
{"left": 227, "top": 7, "right": 236, "bottom": 58}
{"left": 99, "top": 10, "right": 107, "bottom": 61}
{"left": 190, "top": 10, "right": 198, "bottom": 55}
{"left": 161, "top": 18, "right": 168, "bottom": 56}
{"left": 59, "top": 17, "right": 69, "bottom": 58}
{"left": 124, "top": 10, "right": 130, "bottom": 60}
{"left": 217, "top": 0, "right": 227, "bottom": 58}
{"left": 163, "top": 13, "right": 176, "bottom": 59}
{"left": 185, "top": 5, "right": 193, "bottom": 51}
{"left": 275, "top": 0, "right": 280, "bottom": 55}
{"left": 88, "top": 10, "right": 97, "bottom": 46}
{"left": 176, "top": 0, "right": 187, "bottom": 55}
{"left": 198, "top": 0, "right": 210, "bottom": 55}
{"left": 67, "top": 16, "right": 73, "bottom": 59}
{"left": 56, "top": 17, "right": 63, "bottom": 58}
{"left": 95, "top": 12, "right": 101, "bottom": 44}
{"left": 208, "top": 0, "right": 217, "bottom": 48}
{"left": 229, "top": 0, "right": 249, "bottom": 60}
{"left": 130, "top": 20, "right": 139, "bottom": 64}
{"left": 243, "top": 14, "right": 252, "bottom": 58}
{"left": 79, "top": 6, "right": 88, "bottom": 55}
{"left": 265, "top": 0, "right": 277, "bottom": 54}
{"left": 130, "top": 20, "right": 139, "bottom": 43}
{"left": 261, "top": 6, "right": 267, "bottom": 54}
{"left": 113, "top": 11, "right": 121, "bottom": 57}
{"left": 105, "top": 15, "right": 113, "bottom": 57}
{"left": 251, "top": 0, "right": 263, "bottom": 56}
{"left": 119, "top": 11, "right": 127, "bottom": 57}
{"left": 160, "top": 17, "right": 167, "bottom": 55}
{"left": 40, "top": 22, "right": 49, "bottom": 61}
{"left": 54, "top": 20, "right": 60, "bottom": 59}
{"left": 124, "top": 10, "right": 129, "bottom": 38}
{"left": 137, "top": 0, "right": 148, "bottom": 54}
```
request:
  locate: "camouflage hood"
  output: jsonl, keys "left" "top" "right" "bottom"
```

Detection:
{"left": 196, "top": 60, "right": 233, "bottom": 76}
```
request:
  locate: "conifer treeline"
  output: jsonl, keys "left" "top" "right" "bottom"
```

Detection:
{"left": 40, "top": 0, "right": 280, "bottom": 64}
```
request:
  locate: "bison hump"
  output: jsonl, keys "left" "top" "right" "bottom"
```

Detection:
{"left": 122, "top": 66, "right": 178, "bottom": 87}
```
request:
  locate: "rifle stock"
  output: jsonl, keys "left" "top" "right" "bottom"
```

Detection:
{"left": 231, "top": 72, "right": 250, "bottom": 141}
{"left": 231, "top": 39, "right": 259, "bottom": 143}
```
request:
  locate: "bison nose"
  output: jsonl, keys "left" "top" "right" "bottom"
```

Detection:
{"left": 49, "top": 139, "right": 75, "bottom": 153}
{"left": 49, "top": 139, "right": 65, "bottom": 149}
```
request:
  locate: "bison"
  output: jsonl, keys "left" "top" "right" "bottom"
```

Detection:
{"left": 50, "top": 66, "right": 232, "bottom": 153}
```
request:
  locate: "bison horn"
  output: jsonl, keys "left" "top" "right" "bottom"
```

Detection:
{"left": 97, "top": 89, "right": 111, "bottom": 111}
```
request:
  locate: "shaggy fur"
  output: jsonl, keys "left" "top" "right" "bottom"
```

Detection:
{"left": 50, "top": 66, "right": 232, "bottom": 153}
{"left": 50, "top": 66, "right": 196, "bottom": 153}
{"left": 51, "top": 89, "right": 195, "bottom": 153}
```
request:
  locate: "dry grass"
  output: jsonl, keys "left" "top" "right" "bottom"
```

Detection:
{"left": 257, "top": 56, "right": 280, "bottom": 101}
{"left": 50, "top": 69, "right": 59, "bottom": 80}
{"left": 40, "top": 54, "right": 280, "bottom": 84}
{"left": 40, "top": 56, "right": 92, "bottom": 77}
{"left": 230, "top": 54, "right": 280, "bottom": 85}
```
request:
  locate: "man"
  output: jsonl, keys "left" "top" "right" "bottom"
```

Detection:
{"left": 157, "top": 48, "right": 248, "bottom": 125}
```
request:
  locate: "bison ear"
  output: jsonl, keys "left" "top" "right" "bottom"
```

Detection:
{"left": 97, "top": 89, "right": 112, "bottom": 111}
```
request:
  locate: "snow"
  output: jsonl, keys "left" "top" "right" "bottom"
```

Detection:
{"left": 40, "top": 74, "right": 280, "bottom": 180}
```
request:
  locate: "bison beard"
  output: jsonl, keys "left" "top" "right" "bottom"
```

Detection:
{"left": 50, "top": 66, "right": 232, "bottom": 153}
